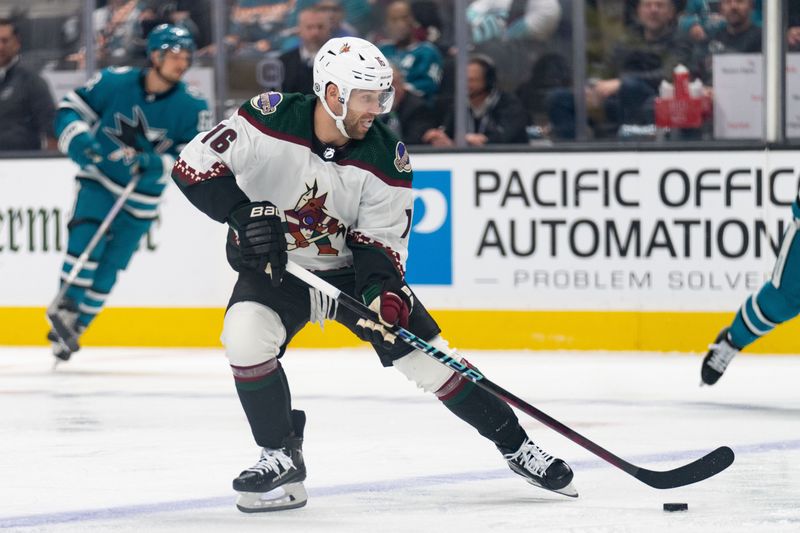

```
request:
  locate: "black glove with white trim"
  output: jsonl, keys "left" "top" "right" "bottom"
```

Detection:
{"left": 227, "top": 201, "right": 287, "bottom": 285}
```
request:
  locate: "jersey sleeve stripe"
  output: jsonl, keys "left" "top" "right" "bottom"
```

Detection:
{"left": 337, "top": 159, "right": 412, "bottom": 189}
{"left": 59, "top": 91, "right": 99, "bottom": 125}
{"left": 172, "top": 158, "right": 233, "bottom": 186}
{"left": 346, "top": 230, "right": 406, "bottom": 276}
{"left": 237, "top": 107, "right": 311, "bottom": 148}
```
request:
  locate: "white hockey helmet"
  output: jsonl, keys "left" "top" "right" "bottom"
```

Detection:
{"left": 313, "top": 37, "right": 394, "bottom": 138}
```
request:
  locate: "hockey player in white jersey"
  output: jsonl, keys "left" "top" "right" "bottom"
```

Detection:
{"left": 172, "top": 36, "right": 576, "bottom": 512}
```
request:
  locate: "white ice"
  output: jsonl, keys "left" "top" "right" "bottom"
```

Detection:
{"left": 1, "top": 347, "right": 798, "bottom": 533}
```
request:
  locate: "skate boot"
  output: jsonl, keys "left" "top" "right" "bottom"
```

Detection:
{"left": 234, "top": 410, "right": 307, "bottom": 512}
{"left": 46, "top": 300, "right": 83, "bottom": 363}
{"left": 501, "top": 437, "right": 578, "bottom": 497}
{"left": 701, "top": 327, "right": 739, "bottom": 386}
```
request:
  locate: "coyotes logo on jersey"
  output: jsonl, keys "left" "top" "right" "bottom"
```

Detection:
{"left": 284, "top": 180, "right": 346, "bottom": 255}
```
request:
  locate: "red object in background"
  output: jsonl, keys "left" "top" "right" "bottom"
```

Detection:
{"left": 655, "top": 65, "right": 710, "bottom": 129}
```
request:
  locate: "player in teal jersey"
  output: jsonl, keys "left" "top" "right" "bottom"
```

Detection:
{"left": 48, "top": 24, "right": 211, "bottom": 362}
{"left": 701, "top": 197, "right": 800, "bottom": 385}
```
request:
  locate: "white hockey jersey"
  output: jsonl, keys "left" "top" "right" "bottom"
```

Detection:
{"left": 173, "top": 92, "right": 414, "bottom": 276}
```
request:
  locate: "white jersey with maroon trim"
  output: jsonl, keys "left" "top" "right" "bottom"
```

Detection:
{"left": 173, "top": 92, "right": 414, "bottom": 275}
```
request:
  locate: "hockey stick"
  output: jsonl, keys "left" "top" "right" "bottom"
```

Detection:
{"left": 286, "top": 260, "right": 735, "bottom": 490}
{"left": 47, "top": 171, "right": 142, "bottom": 352}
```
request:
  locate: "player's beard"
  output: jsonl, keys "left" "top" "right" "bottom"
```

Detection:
{"left": 343, "top": 112, "right": 374, "bottom": 140}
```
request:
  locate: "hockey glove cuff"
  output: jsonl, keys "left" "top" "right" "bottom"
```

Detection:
{"left": 228, "top": 201, "right": 287, "bottom": 286}
{"left": 65, "top": 130, "right": 102, "bottom": 168}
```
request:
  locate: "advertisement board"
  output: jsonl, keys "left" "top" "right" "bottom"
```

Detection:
{"left": 2, "top": 151, "right": 799, "bottom": 351}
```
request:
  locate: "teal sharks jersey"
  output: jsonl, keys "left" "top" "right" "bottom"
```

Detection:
{"left": 56, "top": 67, "right": 211, "bottom": 218}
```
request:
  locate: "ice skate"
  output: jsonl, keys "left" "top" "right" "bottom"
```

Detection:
{"left": 501, "top": 438, "right": 578, "bottom": 498}
{"left": 701, "top": 328, "right": 739, "bottom": 386}
{"left": 234, "top": 410, "right": 307, "bottom": 512}
{"left": 46, "top": 300, "right": 83, "bottom": 363}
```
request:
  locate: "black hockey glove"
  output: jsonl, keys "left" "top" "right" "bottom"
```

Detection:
{"left": 354, "top": 279, "right": 414, "bottom": 348}
{"left": 227, "top": 201, "right": 287, "bottom": 286}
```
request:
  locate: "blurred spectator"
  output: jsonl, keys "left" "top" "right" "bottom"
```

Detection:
{"left": 789, "top": 2, "right": 800, "bottom": 52}
{"left": 379, "top": 64, "right": 438, "bottom": 144}
{"left": 678, "top": 0, "right": 725, "bottom": 43}
{"left": 466, "top": 0, "right": 562, "bottom": 93}
{"left": 693, "top": 0, "right": 761, "bottom": 85}
{"left": 279, "top": 7, "right": 331, "bottom": 94}
{"left": 95, "top": 0, "right": 145, "bottom": 65}
{"left": 227, "top": 0, "right": 297, "bottom": 56}
{"left": 422, "top": 55, "right": 528, "bottom": 146}
{"left": 379, "top": 0, "right": 443, "bottom": 106}
{"left": 316, "top": 0, "right": 358, "bottom": 38}
{"left": 466, "top": 0, "right": 561, "bottom": 44}
{"left": 139, "top": 1, "right": 210, "bottom": 49}
{"left": 548, "top": 0, "right": 691, "bottom": 139}
{"left": 516, "top": 52, "right": 571, "bottom": 130}
{"left": 0, "top": 18, "right": 56, "bottom": 151}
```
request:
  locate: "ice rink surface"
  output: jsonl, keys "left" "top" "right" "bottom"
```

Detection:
{"left": 1, "top": 346, "right": 798, "bottom": 533}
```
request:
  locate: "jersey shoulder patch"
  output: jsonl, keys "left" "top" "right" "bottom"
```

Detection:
{"left": 238, "top": 92, "right": 313, "bottom": 143}
{"left": 345, "top": 120, "right": 413, "bottom": 187}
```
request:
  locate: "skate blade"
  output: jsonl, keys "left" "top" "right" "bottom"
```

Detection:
{"left": 525, "top": 478, "right": 579, "bottom": 498}
{"left": 236, "top": 482, "right": 308, "bottom": 513}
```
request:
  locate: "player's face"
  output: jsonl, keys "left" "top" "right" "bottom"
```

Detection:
{"left": 343, "top": 89, "right": 393, "bottom": 139}
{"left": 155, "top": 49, "right": 191, "bottom": 82}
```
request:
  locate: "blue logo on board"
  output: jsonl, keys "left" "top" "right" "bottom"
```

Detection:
{"left": 406, "top": 170, "right": 452, "bottom": 285}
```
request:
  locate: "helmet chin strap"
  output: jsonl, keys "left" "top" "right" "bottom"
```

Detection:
{"left": 320, "top": 93, "right": 352, "bottom": 140}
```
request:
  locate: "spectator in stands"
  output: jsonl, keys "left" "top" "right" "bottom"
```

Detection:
{"left": 0, "top": 18, "right": 56, "bottom": 151}
{"left": 379, "top": 0, "right": 443, "bottom": 106}
{"left": 421, "top": 55, "right": 528, "bottom": 146}
{"left": 788, "top": 2, "right": 800, "bottom": 52}
{"left": 379, "top": 64, "right": 438, "bottom": 144}
{"left": 516, "top": 52, "right": 571, "bottom": 132}
{"left": 140, "top": 1, "right": 209, "bottom": 49}
{"left": 95, "top": 0, "right": 145, "bottom": 65}
{"left": 467, "top": 0, "right": 562, "bottom": 44}
{"left": 311, "top": 0, "right": 357, "bottom": 38}
{"left": 227, "top": 0, "right": 297, "bottom": 56}
{"left": 693, "top": 0, "right": 761, "bottom": 84}
{"left": 466, "top": 0, "right": 562, "bottom": 92}
{"left": 279, "top": 7, "right": 331, "bottom": 94}
{"left": 547, "top": 0, "right": 691, "bottom": 139}
{"left": 678, "top": 0, "right": 725, "bottom": 43}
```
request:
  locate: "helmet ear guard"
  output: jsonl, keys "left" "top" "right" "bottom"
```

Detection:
{"left": 313, "top": 37, "right": 394, "bottom": 139}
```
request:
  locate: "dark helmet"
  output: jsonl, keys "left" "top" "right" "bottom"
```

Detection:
{"left": 146, "top": 24, "right": 195, "bottom": 56}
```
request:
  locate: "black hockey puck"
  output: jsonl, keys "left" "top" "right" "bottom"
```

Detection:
{"left": 663, "top": 503, "right": 688, "bottom": 512}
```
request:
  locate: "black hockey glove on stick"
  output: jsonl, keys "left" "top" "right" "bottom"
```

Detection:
{"left": 285, "top": 260, "right": 735, "bottom": 490}
{"left": 228, "top": 201, "right": 287, "bottom": 286}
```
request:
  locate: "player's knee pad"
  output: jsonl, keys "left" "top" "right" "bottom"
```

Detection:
{"left": 221, "top": 301, "right": 286, "bottom": 367}
{"left": 392, "top": 335, "right": 458, "bottom": 394}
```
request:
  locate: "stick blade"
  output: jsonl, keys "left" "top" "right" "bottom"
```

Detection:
{"left": 47, "top": 311, "right": 80, "bottom": 353}
{"left": 635, "top": 446, "right": 735, "bottom": 489}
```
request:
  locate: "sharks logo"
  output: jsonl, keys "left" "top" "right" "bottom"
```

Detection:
{"left": 283, "top": 180, "right": 346, "bottom": 255}
{"left": 103, "top": 106, "right": 169, "bottom": 164}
